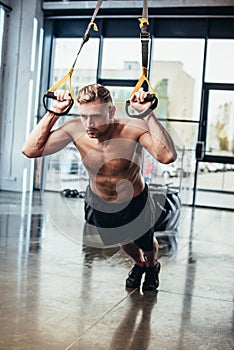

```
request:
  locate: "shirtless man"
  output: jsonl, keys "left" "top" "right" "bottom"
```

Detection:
{"left": 22, "top": 83, "right": 177, "bottom": 292}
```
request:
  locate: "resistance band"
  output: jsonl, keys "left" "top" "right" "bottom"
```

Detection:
{"left": 43, "top": 0, "right": 103, "bottom": 116}
{"left": 126, "top": 0, "right": 158, "bottom": 118}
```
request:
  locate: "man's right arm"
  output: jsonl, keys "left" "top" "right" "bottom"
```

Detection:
{"left": 22, "top": 90, "right": 73, "bottom": 158}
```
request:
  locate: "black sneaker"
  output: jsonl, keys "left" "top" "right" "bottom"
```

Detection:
{"left": 126, "top": 264, "right": 146, "bottom": 289}
{"left": 142, "top": 261, "right": 161, "bottom": 292}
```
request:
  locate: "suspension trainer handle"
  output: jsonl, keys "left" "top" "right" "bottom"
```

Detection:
{"left": 43, "top": 91, "right": 74, "bottom": 117}
{"left": 125, "top": 93, "right": 158, "bottom": 119}
{"left": 42, "top": 0, "right": 103, "bottom": 116}
{"left": 126, "top": 1, "right": 158, "bottom": 119}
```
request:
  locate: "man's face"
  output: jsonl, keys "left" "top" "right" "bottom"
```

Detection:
{"left": 79, "top": 99, "right": 114, "bottom": 139}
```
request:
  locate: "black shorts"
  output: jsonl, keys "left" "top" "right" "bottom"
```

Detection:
{"left": 84, "top": 184, "right": 156, "bottom": 251}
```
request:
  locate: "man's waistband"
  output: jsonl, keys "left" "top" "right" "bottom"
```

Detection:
{"left": 85, "top": 183, "right": 148, "bottom": 213}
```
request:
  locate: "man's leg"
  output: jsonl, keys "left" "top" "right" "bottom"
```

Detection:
{"left": 121, "top": 236, "right": 158, "bottom": 267}
{"left": 121, "top": 242, "right": 146, "bottom": 268}
{"left": 142, "top": 237, "right": 161, "bottom": 291}
{"left": 143, "top": 236, "right": 159, "bottom": 267}
{"left": 122, "top": 237, "right": 160, "bottom": 290}
{"left": 122, "top": 242, "right": 146, "bottom": 289}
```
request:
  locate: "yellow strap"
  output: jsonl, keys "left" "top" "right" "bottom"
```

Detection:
{"left": 138, "top": 17, "right": 149, "bottom": 28}
{"left": 89, "top": 21, "right": 98, "bottom": 32}
{"left": 46, "top": 22, "right": 98, "bottom": 96}
{"left": 131, "top": 67, "right": 156, "bottom": 96}
{"left": 45, "top": 1, "right": 102, "bottom": 97}
{"left": 47, "top": 67, "right": 74, "bottom": 96}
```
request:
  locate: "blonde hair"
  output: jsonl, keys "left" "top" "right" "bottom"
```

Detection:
{"left": 77, "top": 83, "right": 113, "bottom": 104}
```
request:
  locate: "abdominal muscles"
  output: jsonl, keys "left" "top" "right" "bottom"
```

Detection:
{"left": 88, "top": 159, "right": 144, "bottom": 202}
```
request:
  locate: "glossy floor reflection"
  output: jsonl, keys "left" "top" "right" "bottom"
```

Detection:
{"left": 0, "top": 190, "right": 233, "bottom": 350}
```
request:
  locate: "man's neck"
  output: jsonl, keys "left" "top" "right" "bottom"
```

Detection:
{"left": 96, "top": 119, "right": 118, "bottom": 143}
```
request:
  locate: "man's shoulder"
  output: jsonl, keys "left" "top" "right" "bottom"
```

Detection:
{"left": 117, "top": 117, "right": 148, "bottom": 134}
{"left": 62, "top": 117, "right": 82, "bottom": 129}
{"left": 62, "top": 117, "right": 84, "bottom": 136}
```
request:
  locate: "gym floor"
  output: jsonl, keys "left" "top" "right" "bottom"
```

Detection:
{"left": 0, "top": 190, "right": 233, "bottom": 350}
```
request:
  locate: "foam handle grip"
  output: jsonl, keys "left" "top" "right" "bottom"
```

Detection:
{"left": 43, "top": 92, "right": 74, "bottom": 116}
{"left": 44, "top": 91, "right": 58, "bottom": 100}
{"left": 125, "top": 93, "right": 158, "bottom": 119}
{"left": 144, "top": 94, "right": 155, "bottom": 102}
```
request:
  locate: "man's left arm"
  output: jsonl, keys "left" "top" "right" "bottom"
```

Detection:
{"left": 130, "top": 88, "right": 177, "bottom": 164}
{"left": 140, "top": 113, "right": 177, "bottom": 164}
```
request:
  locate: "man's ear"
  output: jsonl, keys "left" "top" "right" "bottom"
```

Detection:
{"left": 109, "top": 105, "right": 116, "bottom": 119}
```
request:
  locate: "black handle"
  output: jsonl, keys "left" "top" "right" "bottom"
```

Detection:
{"left": 125, "top": 94, "right": 158, "bottom": 119}
{"left": 43, "top": 91, "right": 74, "bottom": 116}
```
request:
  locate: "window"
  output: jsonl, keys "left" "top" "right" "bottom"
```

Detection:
{"left": 148, "top": 39, "right": 205, "bottom": 205}
{"left": 45, "top": 37, "right": 100, "bottom": 191}
{"left": 105, "top": 85, "right": 133, "bottom": 118}
{"left": 151, "top": 39, "right": 204, "bottom": 121}
{"left": 205, "top": 39, "right": 234, "bottom": 84}
{"left": 196, "top": 161, "right": 234, "bottom": 209}
{"left": 101, "top": 38, "right": 141, "bottom": 80}
{"left": 53, "top": 37, "right": 99, "bottom": 113}
{"left": 0, "top": 6, "right": 6, "bottom": 94}
{"left": 41, "top": 18, "right": 234, "bottom": 210}
{"left": 206, "top": 90, "right": 234, "bottom": 157}
{"left": 0, "top": 6, "right": 5, "bottom": 68}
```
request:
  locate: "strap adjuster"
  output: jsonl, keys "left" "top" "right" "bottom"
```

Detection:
{"left": 138, "top": 17, "right": 149, "bottom": 28}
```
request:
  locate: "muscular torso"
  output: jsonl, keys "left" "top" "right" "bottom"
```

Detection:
{"left": 70, "top": 118, "right": 146, "bottom": 202}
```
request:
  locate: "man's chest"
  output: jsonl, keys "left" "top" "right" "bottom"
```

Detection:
{"left": 75, "top": 137, "right": 142, "bottom": 175}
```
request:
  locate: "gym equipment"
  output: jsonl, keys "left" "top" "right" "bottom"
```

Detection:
{"left": 61, "top": 188, "right": 85, "bottom": 198}
{"left": 43, "top": 0, "right": 103, "bottom": 116}
{"left": 43, "top": 0, "right": 157, "bottom": 118}
{"left": 125, "top": 0, "right": 158, "bottom": 118}
{"left": 149, "top": 184, "right": 181, "bottom": 232}
{"left": 148, "top": 183, "right": 181, "bottom": 254}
